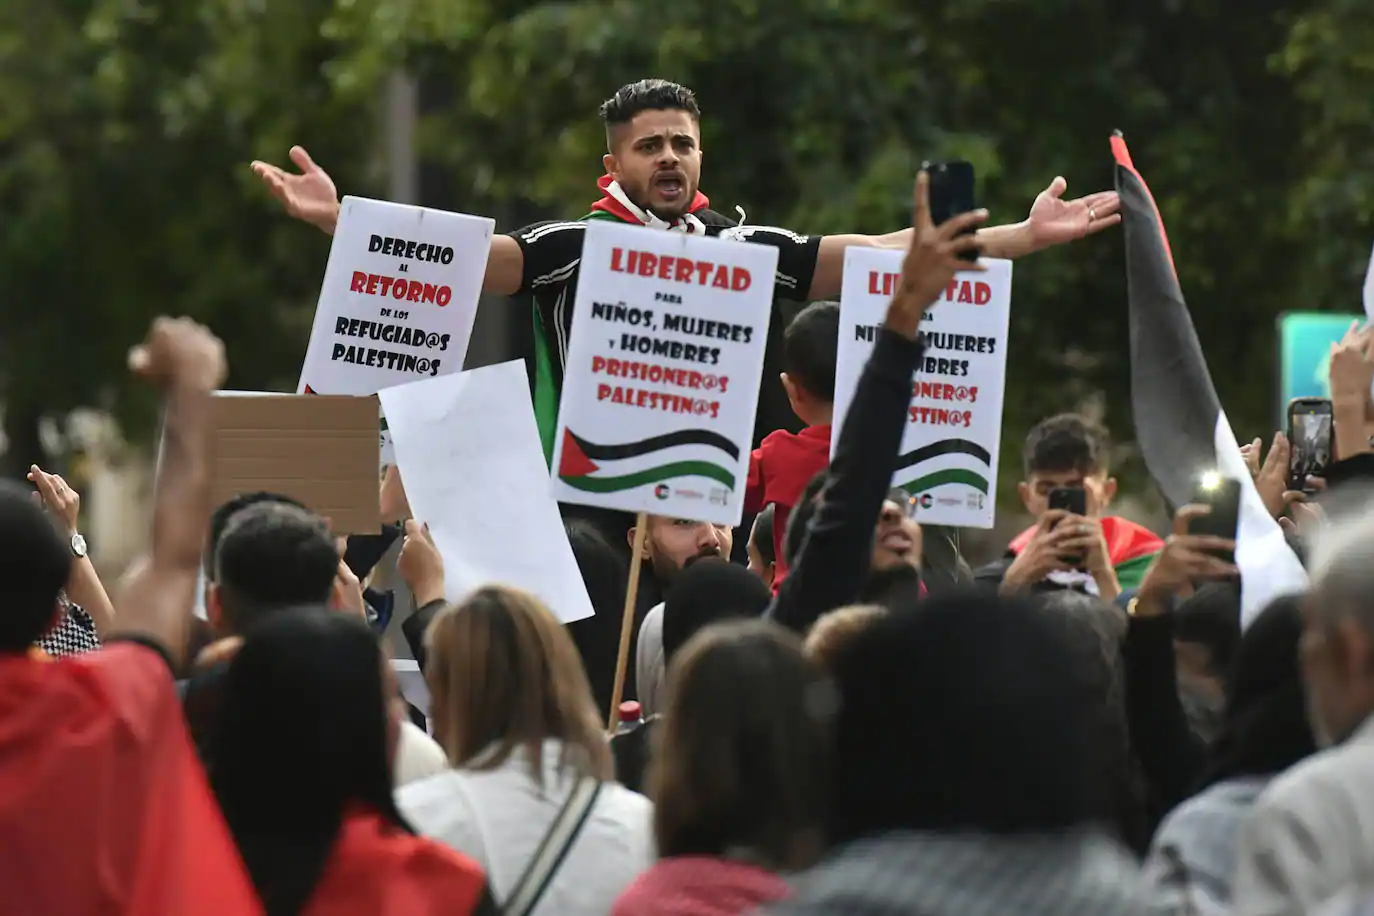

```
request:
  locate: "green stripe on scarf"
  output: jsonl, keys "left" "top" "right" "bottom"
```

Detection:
{"left": 1114, "top": 550, "right": 1160, "bottom": 591}
{"left": 532, "top": 305, "right": 559, "bottom": 467}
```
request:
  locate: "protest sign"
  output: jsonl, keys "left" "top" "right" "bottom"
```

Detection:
{"left": 297, "top": 196, "right": 491, "bottom": 468}
{"left": 833, "top": 248, "right": 1012, "bottom": 528}
{"left": 297, "top": 195, "right": 493, "bottom": 394}
{"left": 549, "top": 221, "right": 776, "bottom": 526}
{"left": 379, "top": 361, "right": 594, "bottom": 625}
{"left": 208, "top": 393, "right": 380, "bottom": 534}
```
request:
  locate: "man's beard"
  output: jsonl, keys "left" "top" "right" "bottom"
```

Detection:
{"left": 627, "top": 180, "right": 693, "bottom": 222}
{"left": 857, "top": 564, "right": 923, "bottom": 608}
{"left": 652, "top": 545, "right": 723, "bottom": 585}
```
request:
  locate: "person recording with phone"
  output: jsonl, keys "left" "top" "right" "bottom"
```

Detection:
{"left": 977, "top": 414, "right": 1164, "bottom": 601}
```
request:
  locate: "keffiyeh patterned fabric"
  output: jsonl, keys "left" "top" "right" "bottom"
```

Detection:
{"left": 37, "top": 598, "right": 101, "bottom": 657}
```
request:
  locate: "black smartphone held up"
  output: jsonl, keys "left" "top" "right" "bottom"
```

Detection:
{"left": 1188, "top": 474, "right": 1241, "bottom": 566}
{"left": 1286, "top": 397, "right": 1334, "bottom": 493}
{"left": 921, "top": 160, "right": 977, "bottom": 262}
{"left": 1047, "top": 487, "right": 1088, "bottom": 566}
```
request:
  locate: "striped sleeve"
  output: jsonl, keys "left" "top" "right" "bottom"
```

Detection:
{"left": 717, "top": 225, "right": 821, "bottom": 301}
{"left": 509, "top": 220, "right": 587, "bottom": 297}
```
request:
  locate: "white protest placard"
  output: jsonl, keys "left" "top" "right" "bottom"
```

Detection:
{"left": 298, "top": 196, "right": 491, "bottom": 466}
{"left": 833, "top": 248, "right": 1012, "bottom": 528}
{"left": 378, "top": 360, "right": 594, "bottom": 625}
{"left": 298, "top": 195, "right": 493, "bottom": 393}
{"left": 548, "top": 221, "right": 776, "bottom": 526}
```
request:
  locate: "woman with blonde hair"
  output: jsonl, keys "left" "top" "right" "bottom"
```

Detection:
{"left": 398, "top": 585, "right": 653, "bottom": 915}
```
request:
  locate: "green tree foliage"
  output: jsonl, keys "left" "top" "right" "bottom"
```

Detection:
{"left": 0, "top": 0, "right": 1351, "bottom": 498}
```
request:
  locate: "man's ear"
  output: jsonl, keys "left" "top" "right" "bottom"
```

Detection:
{"left": 206, "top": 582, "right": 224, "bottom": 632}
{"left": 1102, "top": 476, "right": 1119, "bottom": 507}
{"left": 627, "top": 524, "right": 651, "bottom": 560}
{"left": 1017, "top": 481, "right": 1034, "bottom": 514}
{"left": 602, "top": 152, "right": 618, "bottom": 179}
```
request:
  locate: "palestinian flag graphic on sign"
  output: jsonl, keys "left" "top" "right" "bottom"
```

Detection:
{"left": 557, "top": 428, "right": 739, "bottom": 494}
{"left": 1113, "top": 130, "right": 1306, "bottom": 625}
{"left": 893, "top": 437, "right": 993, "bottom": 498}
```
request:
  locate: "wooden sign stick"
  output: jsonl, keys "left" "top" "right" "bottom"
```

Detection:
{"left": 607, "top": 512, "right": 648, "bottom": 731}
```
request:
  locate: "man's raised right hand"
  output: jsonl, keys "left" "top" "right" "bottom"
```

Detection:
{"left": 251, "top": 146, "right": 341, "bottom": 235}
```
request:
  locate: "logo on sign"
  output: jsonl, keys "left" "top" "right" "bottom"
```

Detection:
{"left": 654, "top": 484, "right": 670, "bottom": 500}
{"left": 917, "top": 493, "right": 933, "bottom": 509}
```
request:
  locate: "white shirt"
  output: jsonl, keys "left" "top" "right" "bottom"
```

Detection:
{"left": 635, "top": 603, "right": 666, "bottom": 717}
{"left": 397, "top": 738, "right": 654, "bottom": 915}
{"left": 394, "top": 721, "right": 448, "bottom": 788}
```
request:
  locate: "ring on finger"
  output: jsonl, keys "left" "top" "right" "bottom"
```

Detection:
{"left": 1088, "top": 207, "right": 1097, "bottom": 221}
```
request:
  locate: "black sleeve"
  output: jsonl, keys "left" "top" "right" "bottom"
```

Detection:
{"left": 769, "top": 328, "right": 924, "bottom": 634}
{"left": 1322, "top": 451, "right": 1374, "bottom": 490}
{"left": 509, "top": 220, "right": 589, "bottom": 297}
{"left": 719, "top": 225, "right": 821, "bottom": 301}
{"left": 1123, "top": 612, "right": 1208, "bottom": 819}
{"left": 402, "top": 598, "right": 447, "bottom": 673}
{"left": 342, "top": 524, "right": 402, "bottom": 580}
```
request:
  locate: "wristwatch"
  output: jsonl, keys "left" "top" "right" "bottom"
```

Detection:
{"left": 70, "top": 532, "right": 87, "bottom": 559}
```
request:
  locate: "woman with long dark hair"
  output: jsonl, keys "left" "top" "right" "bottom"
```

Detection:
{"left": 210, "top": 607, "right": 496, "bottom": 916}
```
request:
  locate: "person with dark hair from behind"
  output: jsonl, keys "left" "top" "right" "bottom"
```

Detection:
{"left": 768, "top": 172, "right": 985, "bottom": 636}
{"left": 1037, "top": 590, "right": 1150, "bottom": 856}
{"left": 747, "top": 503, "right": 779, "bottom": 589}
{"left": 1120, "top": 504, "right": 1241, "bottom": 831}
{"left": 613, "top": 619, "right": 833, "bottom": 915}
{"left": 618, "top": 558, "right": 773, "bottom": 791}
{"left": 210, "top": 607, "right": 496, "bottom": 916}
{"left": 1140, "top": 595, "right": 1315, "bottom": 915}
{"left": 980, "top": 413, "right": 1163, "bottom": 600}
{"left": 0, "top": 317, "right": 263, "bottom": 914}
{"left": 187, "top": 501, "right": 448, "bottom": 787}
{"left": 766, "top": 591, "right": 1143, "bottom": 915}
{"left": 562, "top": 517, "right": 630, "bottom": 714}
{"left": 743, "top": 302, "right": 839, "bottom": 592}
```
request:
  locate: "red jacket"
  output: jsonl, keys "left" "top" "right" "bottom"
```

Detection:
{"left": 745, "top": 424, "right": 832, "bottom": 589}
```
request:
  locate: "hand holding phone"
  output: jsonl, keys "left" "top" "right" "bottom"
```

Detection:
{"left": 1047, "top": 487, "right": 1088, "bottom": 566}
{"left": 921, "top": 160, "right": 978, "bottom": 262}
{"left": 1187, "top": 474, "right": 1241, "bottom": 566}
{"left": 1286, "top": 397, "right": 1333, "bottom": 493}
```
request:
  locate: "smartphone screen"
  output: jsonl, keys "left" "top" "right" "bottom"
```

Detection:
{"left": 1188, "top": 475, "right": 1241, "bottom": 566}
{"left": 921, "top": 160, "right": 977, "bottom": 261}
{"left": 1046, "top": 487, "right": 1087, "bottom": 566}
{"left": 1287, "top": 398, "right": 1333, "bottom": 492}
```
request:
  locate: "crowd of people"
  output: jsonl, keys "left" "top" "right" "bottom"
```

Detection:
{"left": 9, "top": 78, "right": 1374, "bottom": 916}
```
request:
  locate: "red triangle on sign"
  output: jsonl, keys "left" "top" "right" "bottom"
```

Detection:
{"left": 303, "top": 385, "right": 317, "bottom": 395}
{"left": 558, "top": 429, "right": 599, "bottom": 478}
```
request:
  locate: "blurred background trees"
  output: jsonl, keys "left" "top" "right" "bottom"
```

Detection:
{"left": 0, "top": 0, "right": 1366, "bottom": 507}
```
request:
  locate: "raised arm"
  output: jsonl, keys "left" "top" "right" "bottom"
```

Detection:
{"left": 771, "top": 172, "right": 987, "bottom": 633}
{"left": 109, "top": 318, "right": 226, "bottom": 670}
{"left": 250, "top": 146, "right": 527, "bottom": 296}
{"left": 807, "top": 176, "right": 1121, "bottom": 299}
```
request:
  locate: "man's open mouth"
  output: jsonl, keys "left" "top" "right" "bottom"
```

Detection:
{"left": 654, "top": 172, "right": 685, "bottom": 200}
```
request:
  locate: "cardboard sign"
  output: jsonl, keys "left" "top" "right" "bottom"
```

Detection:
{"left": 833, "top": 249, "right": 1013, "bottom": 529}
{"left": 209, "top": 393, "right": 380, "bottom": 534}
{"left": 550, "top": 221, "right": 776, "bottom": 526}
{"left": 298, "top": 195, "right": 494, "bottom": 396}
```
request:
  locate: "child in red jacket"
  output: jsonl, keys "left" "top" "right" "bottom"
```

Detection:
{"left": 745, "top": 302, "right": 838, "bottom": 590}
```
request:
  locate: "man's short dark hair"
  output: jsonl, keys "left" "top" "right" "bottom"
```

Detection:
{"left": 205, "top": 491, "right": 307, "bottom": 580}
{"left": 1022, "top": 413, "right": 1110, "bottom": 477}
{"left": 783, "top": 302, "right": 840, "bottom": 403}
{"left": 213, "top": 502, "right": 339, "bottom": 635}
{"left": 0, "top": 482, "right": 71, "bottom": 651}
{"left": 599, "top": 79, "right": 700, "bottom": 146}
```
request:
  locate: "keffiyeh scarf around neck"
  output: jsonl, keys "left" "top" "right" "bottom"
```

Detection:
{"left": 585, "top": 174, "right": 710, "bottom": 233}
